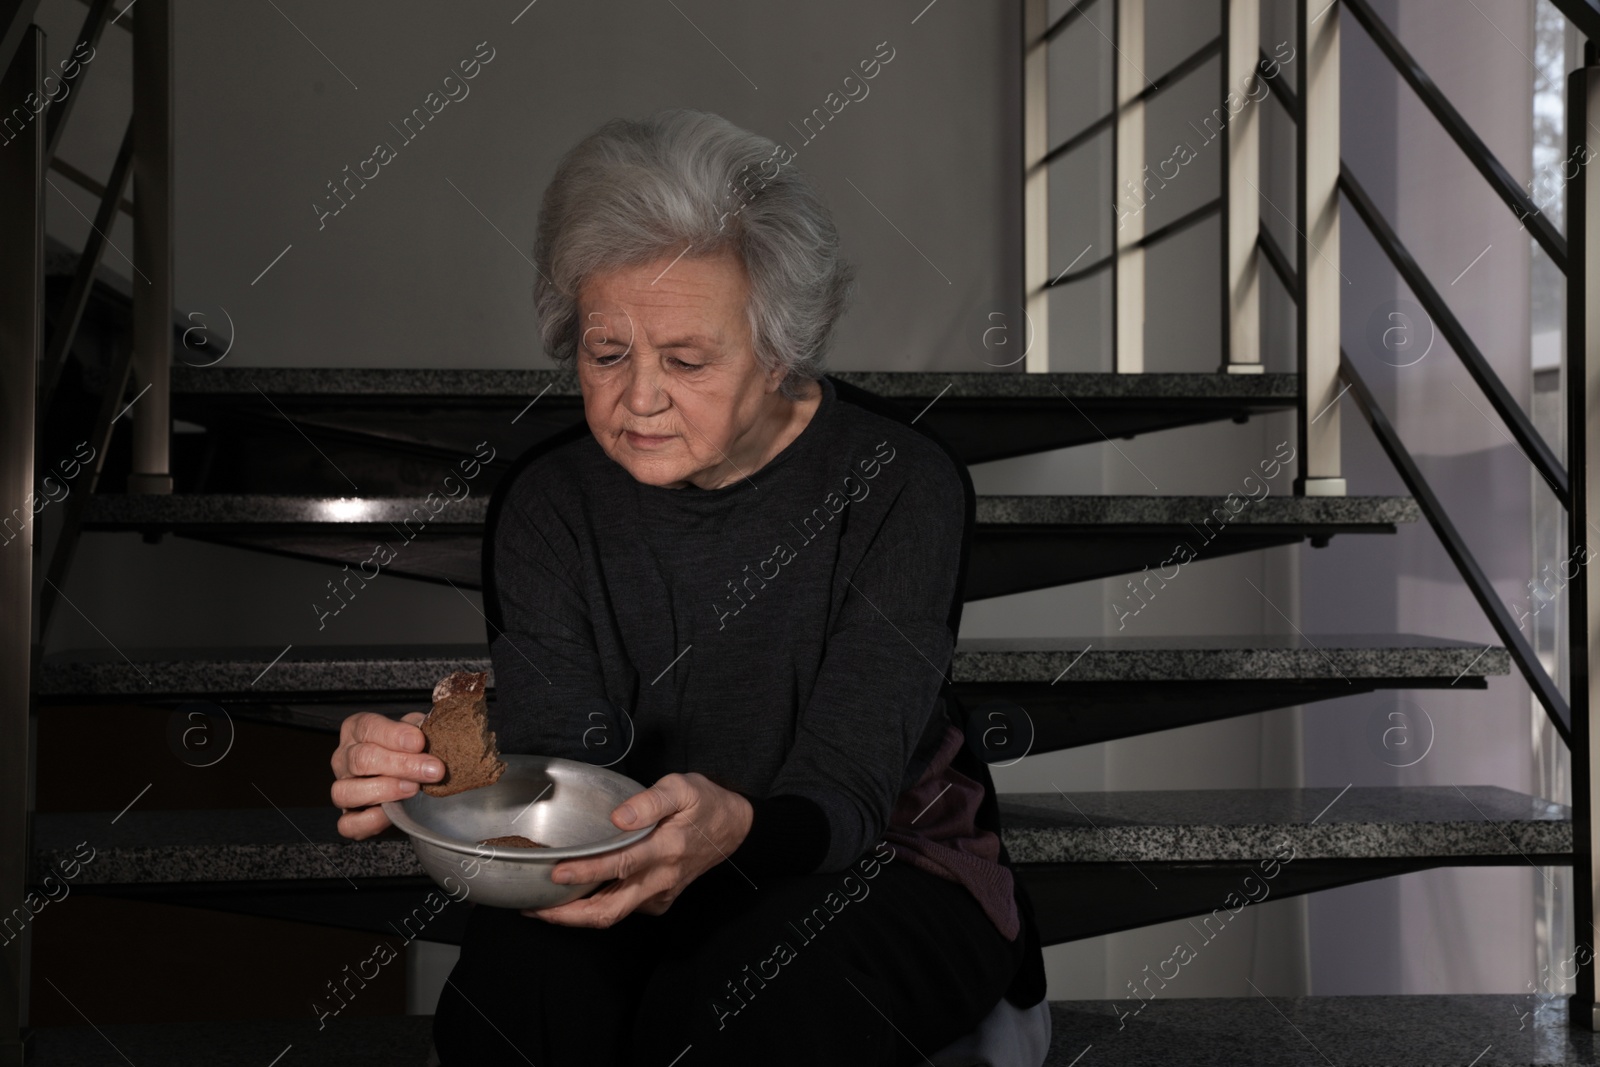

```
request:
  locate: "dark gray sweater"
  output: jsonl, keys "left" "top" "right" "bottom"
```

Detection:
{"left": 483, "top": 374, "right": 971, "bottom": 875}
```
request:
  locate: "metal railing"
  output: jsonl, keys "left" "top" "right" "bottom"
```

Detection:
{"left": 0, "top": 0, "right": 172, "bottom": 1056}
{"left": 1028, "top": 0, "right": 1600, "bottom": 1030}
{"left": 1023, "top": 0, "right": 1346, "bottom": 491}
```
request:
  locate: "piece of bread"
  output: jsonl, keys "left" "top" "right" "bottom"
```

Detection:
{"left": 479, "top": 835, "right": 547, "bottom": 848}
{"left": 420, "top": 670, "right": 506, "bottom": 797}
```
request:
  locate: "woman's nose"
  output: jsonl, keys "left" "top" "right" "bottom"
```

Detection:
{"left": 623, "top": 360, "right": 667, "bottom": 414}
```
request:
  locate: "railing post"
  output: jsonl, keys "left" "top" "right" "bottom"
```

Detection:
{"left": 1568, "top": 59, "right": 1600, "bottom": 1032}
{"left": 0, "top": 26, "right": 43, "bottom": 1067}
{"left": 1114, "top": 0, "right": 1146, "bottom": 373}
{"left": 1223, "top": 0, "right": 1262, "bottom": 373}
{"left": 1297, "top": 0, "right": 1344, "bottom": 495}
{"left": 129, "top": 0, "right": 172, "bottom": 494}
{"left": 1024, "top": 0, "right": 1051, "bottom": 373}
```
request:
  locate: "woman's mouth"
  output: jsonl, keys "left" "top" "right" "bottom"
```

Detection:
{"left": 625, "top": 430, "right": 674, "bottom": 449}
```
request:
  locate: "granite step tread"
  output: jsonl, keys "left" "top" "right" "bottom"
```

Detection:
{"left": 170, "top": 365, "right": 1300, "bottom": 401}
{"left": 35, "top": 634, "right": 1509, "bottom": 700}
{"left": 32, "top": 786, "right": 1565, "bottom": 885}
{"left": 23, "top": 995, "right": 1594, "bottom": 1066}
{"left": 80, "top": 492, "right": 1419, "bottom": 527}
{"left": 1044, "top": 993, "right": 1592, "bottom": 1066}
{"left": 998, "top": 784, "right": 1568, "bottom": 863}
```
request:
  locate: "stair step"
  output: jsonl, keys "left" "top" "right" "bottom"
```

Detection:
{"left": 34, "top": 786, "right": 1561, "bottom": 889}
{"left": 36, "top": 634, "right": 1505, "bottom": 715}
{"left": 167, "top": 366, "right": 1298, "bottom": 476}
{"left": 37, "top": 635, "right": 1506, "bottom": 755}
{"left": 24, "top": 995, "right": 1591, "bottom": 1066}
{"left": 1044, "top": 994, "right": 1585, "bottom": 1066}
{"left": 80, "top": 492, "right": 1416, "bottom": 599}
{"left": 171, "top": 365, "right": 1300, "bottom": 402}
{"left": 80, "top": 491, "right": 1420, "bottom": 527}
{"left": 1010, "top": 784, "right": 1564, "bottom": 945}
{"left": 1001, "top": 785, "right": 1566, "bottom": 864}
{"left": 27, "top": 1014, "right": 433, "bottom": 1067}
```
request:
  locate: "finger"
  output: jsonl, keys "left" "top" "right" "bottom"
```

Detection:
{"left": 344, "top": 740, "right": 444, "bottom": 783}
{"left": 351, "top": 712, "right": 428, "bottom": 754}
{"left": 336, "top": 805, "right": 394, "bottom": 840}
{"left": 548, "top": 832, "right": 662, "bottom": 888}
{"left": 332, "top": 774, "right": 420, "bottom": 810}
{"left": 526, "top": 876, "right": 653, "bottom": 928}
{"left": 400, "top": 711, "right": 426, "bottom": 726}
{"left": 611, "top": 777, "right": 683, "bottom": 830}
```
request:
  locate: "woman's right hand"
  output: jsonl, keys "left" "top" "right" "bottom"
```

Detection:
{"left": 330, "top": 710, "right": 443, "bottom": 839}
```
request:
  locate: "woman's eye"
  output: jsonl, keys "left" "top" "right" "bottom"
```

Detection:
{"left": 670, "top": 358, "right": 701, "bottom": 370}
{"left": 590, "top": 353, "right": 624, "bottom": 366}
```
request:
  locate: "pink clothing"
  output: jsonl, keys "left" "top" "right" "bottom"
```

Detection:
{"left": 882, "top": 723, "right": 1020, "bottom": 941}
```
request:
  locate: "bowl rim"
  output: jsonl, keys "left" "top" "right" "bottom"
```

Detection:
{"left": 380, "top": 755, "right": 658, "bottom": 860}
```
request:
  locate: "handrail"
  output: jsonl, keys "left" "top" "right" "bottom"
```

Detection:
{"left": 1343, "top": 0, "right": 1566, "bottom": 272}
{"left": 1259, "top": 225, "right": 1572, "bottom": 744}
{"left": 1339, "top": 162, "right": 1571, "bottom": 507}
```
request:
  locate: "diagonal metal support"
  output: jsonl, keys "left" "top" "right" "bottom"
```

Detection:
{"left": 39, "top": 336, "right": 132, "bottom": 635}
{"left": 43, "top": 0, "right": 115, "bottom": 164}
{"left": 1340, "top": 349, "right": 1571, "bottom": 746}
{"left": 37, "top": 116, "right": 133, "bottom": 417}
{"left": 1344, "top": 0, "right": 1565, "bottom": 272}
{"left": 1340, "top": 162, "right": 1570, "bottom": 508}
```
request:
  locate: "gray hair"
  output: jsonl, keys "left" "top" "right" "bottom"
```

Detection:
{"left": 533, "top": 109, "right": 854, "bottom": 400}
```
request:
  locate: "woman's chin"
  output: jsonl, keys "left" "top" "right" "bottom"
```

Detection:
{"left": 609, "top": 450, "right": 692, "bottom": 488}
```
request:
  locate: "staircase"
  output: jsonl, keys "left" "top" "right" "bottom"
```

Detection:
{"left": 5, "top": 1, "right": 1599, "bottom": 1066}
{"left": 15, "top": 358, "right": 1556, "bottom": 1067}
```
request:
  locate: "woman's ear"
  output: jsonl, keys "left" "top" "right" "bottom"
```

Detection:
{"left": 763, "top": 357, "right": 787, "bottom": 393}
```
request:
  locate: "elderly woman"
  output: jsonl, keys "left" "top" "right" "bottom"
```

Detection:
{"left": 330, "top": 109, "right": 1042, "bottom": 1066}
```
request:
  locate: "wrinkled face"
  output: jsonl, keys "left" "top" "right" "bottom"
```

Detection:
{"left": 575, "top": 245, "right": 785, "bottom": 489}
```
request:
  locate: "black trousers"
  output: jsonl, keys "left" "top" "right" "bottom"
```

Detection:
{"left": 432, "top": 842, "right": 1025, "bottom": 1066}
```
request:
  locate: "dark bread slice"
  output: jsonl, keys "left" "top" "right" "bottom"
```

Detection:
{"left": 479, "top": 835, "right": 547, "bottom": 848}
{"left": 420, "top": 670, "right": 506, "bottom": 797}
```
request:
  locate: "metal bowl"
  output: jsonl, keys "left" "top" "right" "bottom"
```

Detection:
{"left": 382, "top": 754, "right": 657, "bottom": 910}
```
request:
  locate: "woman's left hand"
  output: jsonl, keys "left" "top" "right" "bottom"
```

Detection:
{"left": 522, "top": 771, "right": 753, "bottom": 927}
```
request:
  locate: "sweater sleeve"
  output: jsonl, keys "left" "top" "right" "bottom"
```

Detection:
{"left": 726, "top": 443, "right": 967, "bottom": 874}
{"left": 484, "top": 466, "right": 628, "bottom": 766}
